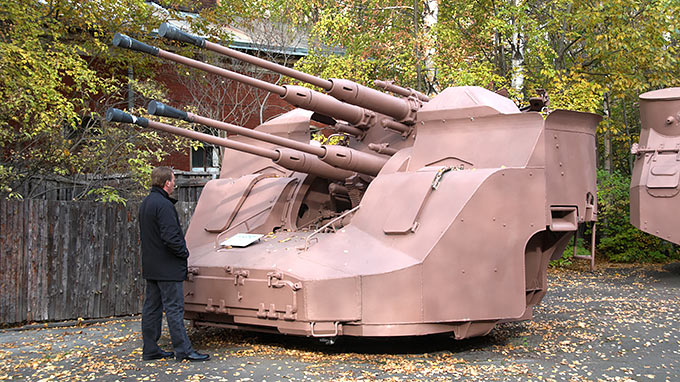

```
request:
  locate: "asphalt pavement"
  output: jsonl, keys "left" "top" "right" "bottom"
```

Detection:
{"left": 1, "top": 263, "right": 679, "bottom": 381}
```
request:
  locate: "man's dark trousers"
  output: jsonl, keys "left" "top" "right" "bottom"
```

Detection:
{"left": 142, "top": 280, "right": 194, "bottom": 358}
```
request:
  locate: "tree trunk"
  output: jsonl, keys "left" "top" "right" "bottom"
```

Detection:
{"left": 127, "top": 65, "right": 134, "bottom": 111}
{"left": 603, "top": 93, "right": 612, "bottom": 174}
{"left": 510, "top": 0, "right": 524, "bottom": 93}
{"left": 423, "top": 0, "right": 438, "bottom": 94}
{"left": 623, "top": 98, "right": 633, "bottom": 174}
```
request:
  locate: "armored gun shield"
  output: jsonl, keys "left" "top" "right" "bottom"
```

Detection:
{"left": 110, "top": 27, "right": 600, "bottom": 338}
{"left": 631, "top": 88, "right": 680, "bottom": 245}
{"left": 180, "top": 87, "right": 600, "bottom": 338}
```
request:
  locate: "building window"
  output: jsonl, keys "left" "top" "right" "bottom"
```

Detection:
{"left": 191, "top": 145, "right": 219, "bottom": 173}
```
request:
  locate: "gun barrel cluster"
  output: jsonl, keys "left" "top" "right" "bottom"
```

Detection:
{"left": 109, "top": 26, "right": 414, "bottom": 179}
{"left": 113, "top": 25, "right": 420, "bottom": 135}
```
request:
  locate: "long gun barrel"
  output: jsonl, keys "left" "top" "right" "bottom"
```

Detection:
{"left": 374, "top": 80, "right": 430, "bottom": 103}
{"left": 112, "top": 33, "right": 410, "bottom": 134}
{"left": 147, "top": 101, "right": 388, "bottom": 176}
{"left": 105, "top": 108, "right": 354, "bottom": 181}
{"left": 158, "top": 23, "right": 422, "bottom": 124}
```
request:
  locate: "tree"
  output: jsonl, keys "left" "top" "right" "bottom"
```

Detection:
{"left": 167, "top": 2, "right": 308, "bottom": 170}
{"left": 287, "top": 0, "right": 680, "bottom": 262}
{"left": 293, "top": 0, "right": 434, "bottom": 93}
{"left": 0, "top": 0, "right": 192, "bottom": 202}
{"left": 434, "top": 0, "right": 680, "bottom": 171}
{"left": 4, "top": 0, "right": 679, "bottom": 205}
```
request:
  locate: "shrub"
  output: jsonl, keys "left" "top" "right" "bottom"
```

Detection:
{"left": 551, "top": 236, "right": 592, "bottom": 267}
{"left": 596, "top": 170, "right": 679, "bottom": 263}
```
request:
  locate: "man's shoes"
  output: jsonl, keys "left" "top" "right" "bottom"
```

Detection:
{"left": 142, "top": 350, "right": 174, "bottom": 361}
{"left": 176, "top": 351, "right": 210, "bottom": 362}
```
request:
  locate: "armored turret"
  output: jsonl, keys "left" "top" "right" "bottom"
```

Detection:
{"left": 108, "top": 26, "right": 600, "bottom": 339}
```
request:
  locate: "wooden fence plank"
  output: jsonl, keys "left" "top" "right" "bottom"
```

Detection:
{"left": 41, "top": 202, "right": 49, "bottom": 320}
{"left": 107, "top": 202, "right": 117, "bottom": 316}
{"left": 69, "top": 201, "right": 81, "bottom": 320}
{"left": 26, "top": 199, "right": 36, "bottom": 322}
{"left": 90, "top": 202, "right": 99, "bottom": 318}
{"left": 27, "top": 199, "right": 42, "bottom": 321}
{"left": 0, "top": 200, "right": 8, "bottom": 322}
{"left": 63, "top": 201, "right": 74, "bottom": 320}
{"left": 36, "top": 200, "right": 47, "bottom": 321}
{"left": 24, "top": 200, "right": 32, "bottom": 322}
{"left": 47, "top": 201, "right": 58, "bottom": 320}
{"left": 123, "top": 203, "right": 132, "bottom": 315}
{"left": 84, "top": 201, "right": 97, "bottom": 319}
{"left": 10, "top": 200, "right": 18, "bottom": 323}
{"left": 8, "top": 201, "right": 16, "bottom": 323}
{"left": 113, "top": 205, "right": 123, "bottom": 316}
{"left": 0, "top": 200, "right": 7, "bottom": 323}
{"left": 0, "top": 200, "right": 4, "bottom": 322}
{"left": 93, "top": 203, "right": 109, "bottom": 317}
{"left": 17, "top": 201, "right": 26, "bottom": 323}
{"left": 123, "top": 204, "right": 134, "bottom": 315}
{"left": 31, "top": 199, "right": 41, "bottom": 321}
{"left": 81, "top": 201, "right": 93, "bottom": 318}
{"left": 85, "top": 202, "right": 95, "bottom": 318}
{"left": 58, "top": 200, "right": 70, "bottom": 321}
{"left": 104, "top": 204, "right": 120, "bottom": 317}
{"left": 132, "top": 202, "right": 143, "bottom": 314}
{"left": 109, "top": 203, "right": 119, "bottom": 317}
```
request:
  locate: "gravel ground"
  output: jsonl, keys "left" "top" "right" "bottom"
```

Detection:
{"left": 1, "top": 263, "right": 679, "bottom": 381}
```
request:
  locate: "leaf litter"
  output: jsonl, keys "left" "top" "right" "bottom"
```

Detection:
{"left": 0, "top": 262, "right": 678, "bottom": 381}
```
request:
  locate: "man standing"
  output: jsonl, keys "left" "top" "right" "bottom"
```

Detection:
{"left": 138, "top": 167, "right": 209, "bottom": 362}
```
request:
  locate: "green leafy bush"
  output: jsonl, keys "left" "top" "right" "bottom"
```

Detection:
{"left": 596, "top": 170, "right": 679, "bottom": 263}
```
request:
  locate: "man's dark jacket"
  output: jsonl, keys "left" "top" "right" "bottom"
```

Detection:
{"left": 139, "top": 186, "right": 189, "bottom": 281}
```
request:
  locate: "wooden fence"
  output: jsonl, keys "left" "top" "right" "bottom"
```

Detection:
{"left": 13, "top": 171, "right": 211, "bottom": 203}
{"left": 0, "top": 199, "right": 196, "bottom": 325}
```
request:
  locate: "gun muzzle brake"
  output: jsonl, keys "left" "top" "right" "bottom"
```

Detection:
{"left": 105, "top": 108, "right": 148, "bottom": 127}
{"left": 148, "top": 101, "right": 190, "bottom": 121}
{"left": 112, "top": 33, "right": 159, "bottom": 56}
{"left": 158, "top": 23, "right": 206, "bottom": 48}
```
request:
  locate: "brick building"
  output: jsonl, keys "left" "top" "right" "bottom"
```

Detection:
{"left": 143, "top": 1, "right": 309, "bottom": 173}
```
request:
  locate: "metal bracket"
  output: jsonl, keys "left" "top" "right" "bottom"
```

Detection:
{"left": 233, "top": 269, "right": 249, "bottom": 286}
{"left": 186, "top": 267, "right": 200, "bottom": 282}
{"left": 632, "top": 142, "right": 680, "bottom": 159}
{"left": 205, "top": 298, "right": 215, "bottom": 312}
{"left": 310, "top": 321, "right": 340, "bottom": 337}
{"left": 267, "top": 271, "right": 301, "bottom": 291}
{"left": 572, "top": 222, "right": 597, "bottom": 272}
